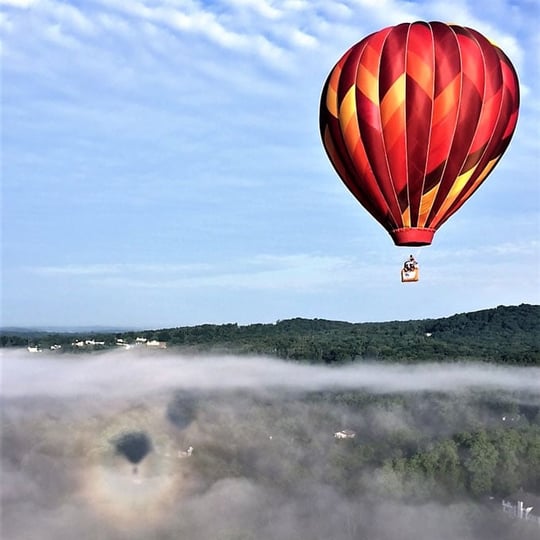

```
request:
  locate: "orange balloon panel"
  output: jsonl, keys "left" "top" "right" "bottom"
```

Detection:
{"left": 320, "top": 21, "right": 520, "bottom": 246}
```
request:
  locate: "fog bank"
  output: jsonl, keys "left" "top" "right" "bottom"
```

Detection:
{"left": 2, "top": 350, "right": 539, "bottom": 540}
{"left": 2, "top": 349, "right": 539, "bottom": 399}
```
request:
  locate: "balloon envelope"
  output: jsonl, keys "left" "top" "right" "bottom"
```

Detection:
{"left": 320, "top": 21, "right": 520, "bottom": 246}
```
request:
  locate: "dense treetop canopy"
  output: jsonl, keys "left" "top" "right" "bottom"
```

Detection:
{"left": 2, "top": 304, "right": 538, "bottom": 365}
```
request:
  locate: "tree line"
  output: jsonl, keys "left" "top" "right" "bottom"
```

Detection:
{"left": 2, "top": 303, "right": 538, "bottom": 365}
{"left": 182, "top": 388, "right": 539, "bottom": 505}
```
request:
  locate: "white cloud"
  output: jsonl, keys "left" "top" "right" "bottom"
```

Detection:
{"left": 229, "top": 0, "right": 283, "bottom": 20}
{"left": 282, "top": 0, "right": 309, "bottom": 10}
{"left": 0, "top": 0, "right": 37, "bottom": 7}
{"left": 0, "top": 11, "right": 14, "bottom": 31}
{"left": 25, "top": 254, "right": 358, "bottom": 291}
{"left": 24, "top": 239, "right": 540, "bottom": 296}
{"left": 44, "top": 23, "right": 81, "bottom": 48}
{"left": 317, "top": 1, "right": 352, "bottom": 19}
{"left": 28, "top": 262, "right": 214, "bottom": 276}
{"left": 43, "top": 0, "right": 95, "bottom": 34}
{"left": 2, "top": 0, "right": 529, "bottom": 73}
{"left": 429, "top": 240, "right": 540, "bottom": 260}
{"left": 288, "top": 27, "right": 317, "bottom": 47}
{"left": 92, "top": 0, "right": 289, "bottom": 63}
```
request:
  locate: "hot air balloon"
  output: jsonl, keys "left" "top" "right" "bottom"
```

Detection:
{"left": 320, "top": 21, "right": 520, "bottom": 280}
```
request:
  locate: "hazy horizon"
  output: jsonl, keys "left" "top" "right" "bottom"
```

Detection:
{"left": 2, "top": 302, "right": 537, "bottom": 334}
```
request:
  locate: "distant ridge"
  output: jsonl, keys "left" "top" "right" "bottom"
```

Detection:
{"left": 2, "top": 304, "right": 538, "bottom": 365}
{"left": 4, "top": 304, "right": 537, "bottom": 334}
{"left": 0, "top": 326, "right": 139, "bottom": 335}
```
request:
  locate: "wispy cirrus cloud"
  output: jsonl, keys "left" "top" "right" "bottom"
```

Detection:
{"left": 24, "top": 239, "right": 540, "bottom": 294}
{"left": 28, "top": 262, "right": 214, "bottom": 277}
{"left": 0, "top": 0, "right": 36, "bottom": 7}
{"left": 229, "top": 0, "right": 283, "bottom": 20}
{"left": 26, "top": 254, "right": 357, "bottom": 291}
{"left": 105, "top": 0, "right": 284, "bottom": 57}
{"left": 2, "top": 0, "right": 529, "bottom": 78}
{"left": 428, "top": 239, "right": 540, "bottom": 261}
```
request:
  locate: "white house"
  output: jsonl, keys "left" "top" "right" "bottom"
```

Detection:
{"left": 178, "top": 446, "right": 193, "bottom": 458}
{"left": 147, "top": 340, "right": 167, "bottom": 349}
{"left": 334, "top": 429, "right": 356, "bottom": 439}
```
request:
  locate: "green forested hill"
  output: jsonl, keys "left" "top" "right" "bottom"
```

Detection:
{"left": 2, "top": 304, "right": 538, "bottom": 365}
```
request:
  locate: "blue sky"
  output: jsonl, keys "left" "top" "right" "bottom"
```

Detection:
{"left": 2, "top": 0, "right": 539, "bottom": 329}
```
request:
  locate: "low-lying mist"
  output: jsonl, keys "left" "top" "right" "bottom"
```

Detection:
{"left": 4, "top": 349, "right": 540, "bottom": 398}
{"left": 2, "top": 349, "right": 539, "bottom": 540}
